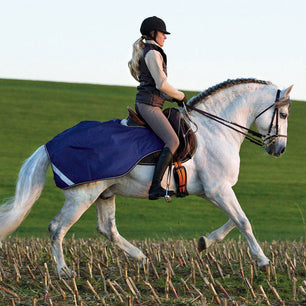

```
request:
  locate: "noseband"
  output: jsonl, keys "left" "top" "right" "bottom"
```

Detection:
{"left": 255, "top": 90, "right": 290, "bottom": 146}
{"left": 185, "top": 89, "right": 290, "bottom": 147}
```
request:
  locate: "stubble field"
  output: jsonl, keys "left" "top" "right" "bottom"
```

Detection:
{"left": 0, "top": 237, "right": 305, "bottom": 305}
{"left": 0, "top": 78, "right": 305, "bottom": 304}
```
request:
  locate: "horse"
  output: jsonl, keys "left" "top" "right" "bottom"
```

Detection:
{"left": 0, "top": 78, "right": 293, "bottom": 276}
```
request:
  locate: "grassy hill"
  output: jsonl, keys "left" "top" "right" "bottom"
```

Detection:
{"left": 0, "top": 78, "right": 305, "bottom": 242}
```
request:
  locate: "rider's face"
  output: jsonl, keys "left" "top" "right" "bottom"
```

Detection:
{"left": 155, "top": 31, "right": 167, "bottom": 47}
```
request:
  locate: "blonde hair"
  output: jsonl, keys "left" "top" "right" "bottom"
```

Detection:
{"left": 128, "top": 36, "right": 147, "bottom": 82}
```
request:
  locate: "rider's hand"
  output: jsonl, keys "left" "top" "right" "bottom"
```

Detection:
{"left": 176, "top": 95, "right": 187, "bottom": 107}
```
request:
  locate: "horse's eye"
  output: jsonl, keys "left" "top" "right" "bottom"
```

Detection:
{"left": 280, "top": 112, "right": 287, "bottom": 119}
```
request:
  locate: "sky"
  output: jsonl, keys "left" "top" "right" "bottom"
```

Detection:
{"left": 1, "top": 0, "right": 306, "bottom": 100}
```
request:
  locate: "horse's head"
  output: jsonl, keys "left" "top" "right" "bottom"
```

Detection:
{"left": 255, "top": 85, "right": 293, "bottom": 157}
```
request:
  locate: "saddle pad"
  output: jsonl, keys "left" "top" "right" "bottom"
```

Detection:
{"left": 45, "top": 119, "right": 163, "bottom": 189}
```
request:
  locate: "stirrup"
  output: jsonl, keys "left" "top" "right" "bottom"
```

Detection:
{"left": 149, "top": 185, "right": 174, "bottom": 200}
{"left": 164, "top": 187, "right": 172, "bottom": 202}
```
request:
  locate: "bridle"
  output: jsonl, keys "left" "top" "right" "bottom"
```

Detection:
{"left": 185, "top": 89, "right": 290, "bottom": 147}
{"left": 254, "top": 90, "right": 290, "bottom": 146}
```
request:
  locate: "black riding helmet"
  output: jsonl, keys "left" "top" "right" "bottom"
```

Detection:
{"left": 140, "top": 16, "right": 170, "bottom": 38}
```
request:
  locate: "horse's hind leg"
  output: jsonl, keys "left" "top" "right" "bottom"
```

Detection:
{"left": 95, "top": 195, "right": 147, "bottom": 261}
{"left": 198, "top": 219, "right": 235, "bottom": 252}
{"left": 48, "top": 191, "right": 96, "bottom": 275}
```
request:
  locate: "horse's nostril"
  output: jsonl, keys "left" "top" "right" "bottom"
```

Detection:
{"left": 280, "top": 147, "right": 286, "bottom": 154}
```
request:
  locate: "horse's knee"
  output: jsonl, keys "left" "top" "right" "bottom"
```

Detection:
{"left": 237, "top": 218, "right": 252, "bottom": 234}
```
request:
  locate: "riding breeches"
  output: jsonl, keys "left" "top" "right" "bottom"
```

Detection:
{"left": 135, "top": 103, "right": 179, "bottom": 154}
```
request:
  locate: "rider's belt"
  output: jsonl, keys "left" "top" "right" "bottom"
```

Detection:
{"left": 173, "top": 161, "right": 188, "bottom": 198}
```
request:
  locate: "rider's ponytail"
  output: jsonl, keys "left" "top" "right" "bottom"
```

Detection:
{"left": 128, "top": 36, "right": 147, "bottom": 82}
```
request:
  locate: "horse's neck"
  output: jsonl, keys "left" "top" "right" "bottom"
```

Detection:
{"left": 196, "top": 85, "right": 275, "bottom": 128}
{"left": 192, "top": 84, "right": 276, "bottom": 144}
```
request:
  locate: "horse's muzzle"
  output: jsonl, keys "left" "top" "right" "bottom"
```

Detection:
{"left": 265, "top": 143, "right": 286, "bottom": 157}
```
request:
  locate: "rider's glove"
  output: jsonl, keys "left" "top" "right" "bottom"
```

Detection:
{"left": 175, "top": 95, "right": 187, "bottom": 107}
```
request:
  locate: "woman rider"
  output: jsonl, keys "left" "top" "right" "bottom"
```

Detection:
{"left": 128, "top": 16, "right": 187, "bottom": 200}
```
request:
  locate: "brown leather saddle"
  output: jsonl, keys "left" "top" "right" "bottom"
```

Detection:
{"left": 124, "top": 107, "right": 197, "bottom": 165}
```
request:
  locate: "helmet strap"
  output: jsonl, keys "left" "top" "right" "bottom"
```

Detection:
{"left": 153, "top": 30, "right": 157, "bottom": 42}
{"left": 147, "top": 30, "right": 157, "bottom": 42}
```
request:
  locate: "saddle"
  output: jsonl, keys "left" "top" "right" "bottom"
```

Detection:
{"left": 124, "top": 107, "right": 196, "bottom": 198}
{"left": 124, "top": 106, "right": 197, "bottom": 165}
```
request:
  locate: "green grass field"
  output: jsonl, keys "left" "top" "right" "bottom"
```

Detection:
{"left": 0, "top": 78, "right": 305, "bottom": 242}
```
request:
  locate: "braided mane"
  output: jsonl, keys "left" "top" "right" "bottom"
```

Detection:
{"left": 188, "top": 78, "right": 272, "bottom": 107}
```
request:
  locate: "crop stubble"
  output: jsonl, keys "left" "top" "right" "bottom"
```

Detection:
{"left": 0, "top": 237, "right": 305, "bottom": 305}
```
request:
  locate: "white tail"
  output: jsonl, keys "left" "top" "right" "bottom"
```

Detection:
{"left": 0, "top": 145, "right": 50, "bottom": 240}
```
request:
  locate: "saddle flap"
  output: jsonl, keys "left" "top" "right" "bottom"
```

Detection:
{"left": 164, "top": 108, "right": 197, "bottom": 162}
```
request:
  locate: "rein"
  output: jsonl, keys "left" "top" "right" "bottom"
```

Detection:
{"left": 185, "top": 90, "right": 289, "bottom": 147}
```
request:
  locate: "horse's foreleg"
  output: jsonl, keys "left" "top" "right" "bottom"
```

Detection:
{"left": 95, "top": 196, "right": 147, "bottom": 261}
{"left": 198, "top": 219, "right": 235, "bottom": 252}
{"left": 206, "top": 185, "right": 269, "bottom": 267}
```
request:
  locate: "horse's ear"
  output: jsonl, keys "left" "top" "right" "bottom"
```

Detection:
{"left": 284, "top": 85, "right": 294, "bottom": 98}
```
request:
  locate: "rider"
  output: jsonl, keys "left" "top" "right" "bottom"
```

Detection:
{"left": 128, "top": 16, "right": 187, "bottom": 200}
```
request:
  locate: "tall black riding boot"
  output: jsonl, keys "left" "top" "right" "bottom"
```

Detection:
{"left": 149, "top": 147, "right": 175, "bottom": 200}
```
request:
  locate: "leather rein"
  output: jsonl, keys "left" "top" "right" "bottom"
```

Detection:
{"left": 185, "top": 90, "right": 290, "bottom": 147}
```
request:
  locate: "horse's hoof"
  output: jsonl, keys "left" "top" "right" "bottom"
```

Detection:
{"left": 138, "top": 257, "right": 148, "bottom": 268}
{"left": 60, "top": 266, "right": 76, "bottom": 278}
{"left": 258, "top": 259, "right": 270, "bottom": 268}
{"left": 197, "top": 236, "right": 207, "bottom": 253}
